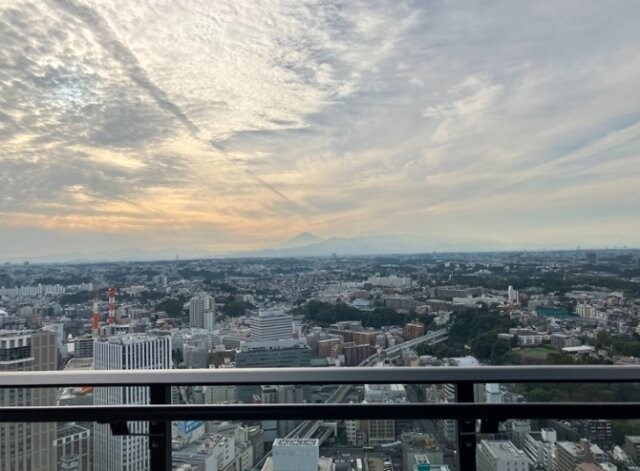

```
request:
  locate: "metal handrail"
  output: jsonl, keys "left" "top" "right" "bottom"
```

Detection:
{"left": 2, "top": 365, "right": 640, "bottom": 387}
{"left": 3, "top": 365, "right": 640, "bottom": 471}
{"left": 1, "top": 402, "right": 640, "bottom": 423}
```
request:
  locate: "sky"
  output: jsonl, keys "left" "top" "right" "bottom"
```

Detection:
{"left": 1, "top": 0, "right": 640, "bottom": 260}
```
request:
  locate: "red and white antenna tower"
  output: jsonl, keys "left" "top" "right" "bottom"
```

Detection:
{"left": 107, "top": 287, "right": 117, "bottom": 325}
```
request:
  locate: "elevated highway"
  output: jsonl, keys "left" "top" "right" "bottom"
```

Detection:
{"left": 251, "top": 329, "right": 449, "bottom": 469}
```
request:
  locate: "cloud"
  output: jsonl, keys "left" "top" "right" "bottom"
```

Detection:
{"left": 1, "top": 0, "right": 640, "bottom": 257}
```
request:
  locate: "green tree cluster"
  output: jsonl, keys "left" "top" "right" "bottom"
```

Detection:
{"left": 220, "top": 300, "right": 256, "bottom": 317}
{"left": 596, "top": 331, "right": 640, "bottom": 357}
{"left": 295, "top": 300, "right": 413, "bottom": 328}
{"left": 59, "top": 290, "right": 91, "bottom": 305}
{"left": 155, "top": 295, "right": 188, "bottom": 317}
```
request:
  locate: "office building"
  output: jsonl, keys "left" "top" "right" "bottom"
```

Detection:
{"left": 183, "top": 342, "right": 209, "bottom": 369}
{"left": 0, "top": 329, "right": 57, "bottom": 471}
{"left": 55, "top": 423, "right": 91, "bottom": 471}
{"left": 236, "top": 339, "right": 310, "bottom": 368}
{"left": 362, "top": 382, "right": 407, "bottom": 445}
{"left": 72, "top": 334, "right": 95, "bottom": 359}
{"left": 93, "top": 334, "right": 172, "bottom": 471}
{"left": 249, "top": 310, "right": 292, "bottom": 342}
{"left": 476, "top": 440, "right": 529, "bottom": 471}
{"left": 260, "top": 385, "right": 304, "bottom": 439}
{"left": 272, "top": 439, "right": 319, "bottom": 471}
{"left": 235, "top": 339, "right": 311, "bottom": 402}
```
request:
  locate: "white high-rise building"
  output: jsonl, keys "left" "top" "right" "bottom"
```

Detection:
{"left": 189, "top": 295, "right": 215, "bottom": 329}
{"left": 272, "top": 439, "right": 319, "bottom": 471}
{"left": 203, "top": 310, "right": 216, "bottom": 332}
{"left": 249, "top": 310, "right": 292, "bottom": 342}
{"left": 477, "top": 440, "right": 529, "bottom": 471}
{"left": 93, "top": 335, "right": 172, "bottom": 471}
{"left": 507, "top": 286, "right": 519, "bottom": 305}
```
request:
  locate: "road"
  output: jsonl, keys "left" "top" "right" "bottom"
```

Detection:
{"left": 251, "top": 329, "right": 449, "bottom": 470}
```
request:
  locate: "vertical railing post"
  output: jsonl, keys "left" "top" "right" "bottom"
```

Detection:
{"left": 149, "top": 385, "right": 171, "bottom": 471}
{"left": 456, "top": 381, "right": 476, "bottom": 471}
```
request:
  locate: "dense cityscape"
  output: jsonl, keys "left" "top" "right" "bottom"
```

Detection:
{"left": 1, "top": 249, "right": 640, "bottom": 470}
{"left": 2, "top": 0, "right": 640, "bottom": 469}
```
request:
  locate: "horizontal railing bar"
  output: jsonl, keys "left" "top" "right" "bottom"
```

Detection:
{"left": 1, "top": 402, "right": 640, "bottom": 422}
{"left": 3, "top": 366, "right": 640, "bottom": 388}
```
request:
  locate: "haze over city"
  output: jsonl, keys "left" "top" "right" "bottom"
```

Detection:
{"left": 2, "top": 0, "right": 640, "bottom": 261}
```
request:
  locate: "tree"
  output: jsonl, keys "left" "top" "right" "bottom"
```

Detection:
{"left": 155, "top": 296, "right": 187, "bottom": 317}
{"left": 220, "top": 301, "right": 255, "bottom": 317}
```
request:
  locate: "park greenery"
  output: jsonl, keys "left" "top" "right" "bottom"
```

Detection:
{"left": 293, "top": 300, "right": 423, "bottom": 329}
{"left": 155, "top": 295, "right": 188, "bottom": 317}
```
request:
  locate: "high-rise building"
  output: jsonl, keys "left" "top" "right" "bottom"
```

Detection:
{"left": 249, "top": 310, "right": 292, "bottom": 342}
{"left": 203, "top": 309, "right": 216, "bottom": 332}
{"left": 0, "top": 329, "right": 57, "bottom": 471}
{"left": 260, "top": 385, "right": 305, "bottom": 439}
{"left": 189, "top": 295, "right": 215, "bottom": 329}
{"left": 523, "top": 428, "right": 556, "bottom": 470}
{"left": 93, "top": 335, "right": 172, "bottom": 471}
{"left": 362, "top": 382, "right": 407, "bottom": 446}
{"left": 72, "top": 334, "right": 95, "bottom": 358}
{"left": 235, "top": 339, "right": 311, "bottom": 402}
{"left": 476, "top": 440, "right": 529, "bottom": 471}
{"left": 55, "top": 423, "right": 91, "bottom": 471}
{"left": 507, "top": 286, "right": 519, "bottom": 305}
{"left": 508, "top": 421, "right": 530, "bottom": 449}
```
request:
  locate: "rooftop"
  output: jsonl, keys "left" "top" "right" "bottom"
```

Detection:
{"left": 481, "top": 440, "right": 527, "bottom": 460}
{"left": 273, "top": 438, "right": 319, "bottom": 447}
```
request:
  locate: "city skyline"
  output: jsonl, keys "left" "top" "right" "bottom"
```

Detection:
{"left": 2, "top": 0, "right": 640, "bottom": 260}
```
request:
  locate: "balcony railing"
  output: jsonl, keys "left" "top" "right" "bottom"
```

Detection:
{"left": 3, "top": 365, "right": 640, "bottom": 471}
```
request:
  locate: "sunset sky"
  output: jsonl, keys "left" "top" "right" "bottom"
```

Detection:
{"left": 1, "top": 0, "right": 640, "bottom": 260}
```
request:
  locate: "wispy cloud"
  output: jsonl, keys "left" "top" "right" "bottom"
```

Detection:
{"left": 1, "top": 0, "right": 640, "bottom": 258}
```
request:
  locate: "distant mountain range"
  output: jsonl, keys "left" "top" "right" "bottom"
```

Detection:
{"left": 233, "top": 233, "right": 507, "bottom": 258}
{"left": 271, "top": 232, "right": 322, "bottom": 249}
{"left": 12, "top": 232, "right": 619, "bottom": 264}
